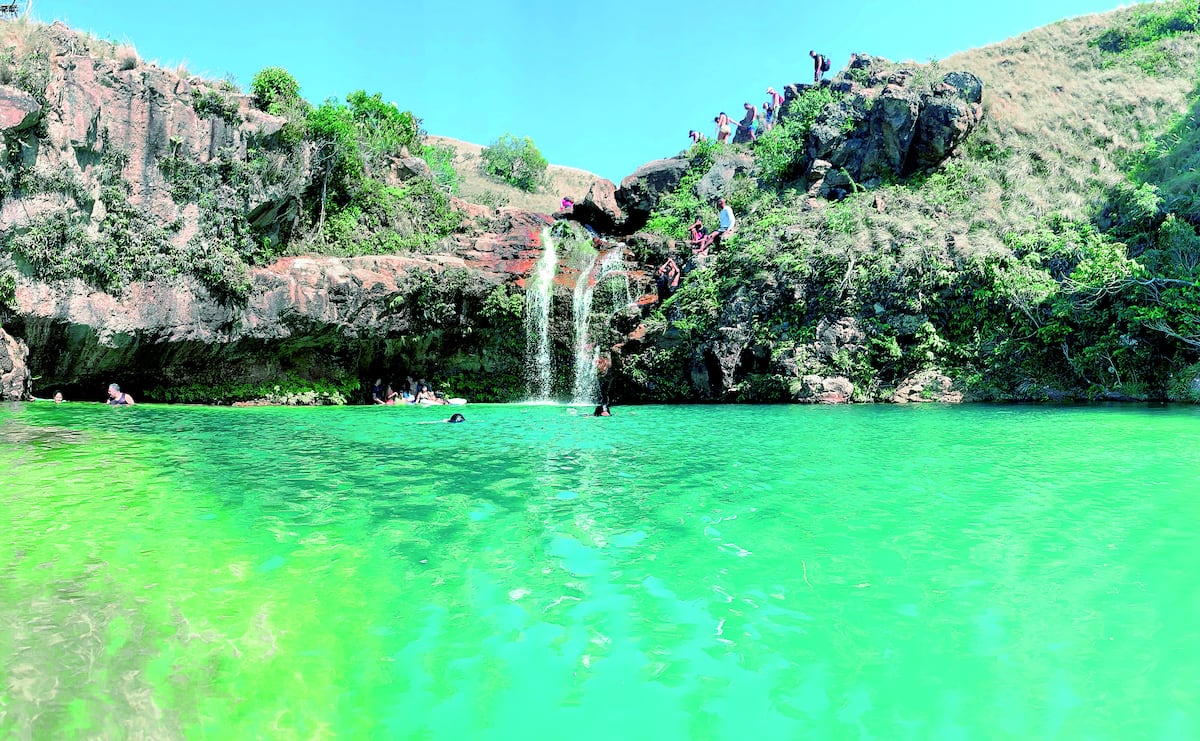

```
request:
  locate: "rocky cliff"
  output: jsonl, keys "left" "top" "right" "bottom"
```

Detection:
{"left": 4, "top": 3, "right": 1199, "bottom": 405}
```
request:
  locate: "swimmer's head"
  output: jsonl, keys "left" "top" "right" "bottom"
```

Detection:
{"left": 448, "top": 413, "right": 466, "bottom": 424}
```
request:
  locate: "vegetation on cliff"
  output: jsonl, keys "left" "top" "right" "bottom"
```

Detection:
{"left": 617, "top": 0, "right": 1200, "bottom": 403}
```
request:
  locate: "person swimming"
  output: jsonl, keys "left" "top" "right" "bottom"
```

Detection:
{"left": 593, "top": 404, "right": 611, "bottom": 417}
{"left": 106, "top": 383, "right": 135, "bottom": 406}
{"left": 448, "top": 413, "right": 466, "bottom": 423}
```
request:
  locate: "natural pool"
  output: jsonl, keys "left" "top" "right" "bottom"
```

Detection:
{"left": 1, "top": 402, "right": 1199, "bottom": 739}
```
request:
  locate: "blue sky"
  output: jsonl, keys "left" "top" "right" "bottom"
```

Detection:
{"left": 38, "top": 0, "right": 1134, "bottom": 181}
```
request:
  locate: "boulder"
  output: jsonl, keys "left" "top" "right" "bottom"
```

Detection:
{"left": 782, "top": 60, "right": 984, "bottom": 192}
{"left": 0, "top": 328, "right": 31, "bottom": 401}
{"left": 694, "top": 152, "right": 755, "bottom": 203}
{"left": 570, "top": 178, "right": 626, "bottom": 234}
{"left": 389, "top": 156, "right": 433, "bottom": 183}
{"left": 891, "top": 370, "right": 962, "bottom": 404}
{"left": 791, "top": 375, "right": 854, "bottom": 404}
{"left": 908, "top": 75, "right": 985, "bottom": 172}
{"left": 0, "top": 85, "right": 42, "bottom": 133}
{"left": 615, "top": 157, "right": 690, "bottom": 232}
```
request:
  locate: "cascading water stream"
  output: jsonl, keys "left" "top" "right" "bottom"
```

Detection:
{"left": 571, "top": 247, "right": 631, "bottom": 405}
{"left": 523, "top": 227, "right": 558, "bottom": 401}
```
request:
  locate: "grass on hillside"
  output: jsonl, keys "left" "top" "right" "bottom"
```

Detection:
{"left": 425, "top": 136, "right": 602, "bottom": 214}
{"left": 625, "top": 0, "right": 1200, "bottom": 402}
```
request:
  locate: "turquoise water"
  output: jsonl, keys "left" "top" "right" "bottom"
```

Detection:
{"left": 2, "top": 402, "right": 1199, "bottom": 739}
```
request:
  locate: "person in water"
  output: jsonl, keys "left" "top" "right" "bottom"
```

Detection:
{"left": 53, "top": 391, "right": 64, "bottom": 404}
{"left": 447, "top": 413, "right": 466, "bottom": 423}
{"left": 371, "top": 378, "right": 388, "bottom": 405}
{"left": 593, "top": 404, "right": 611, "bottom": 417}
{"left": 107, "top": 383, "right": 135, "bottom": 406}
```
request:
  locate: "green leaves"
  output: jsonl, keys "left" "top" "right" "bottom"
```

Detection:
{"left": 480, "top": 134, "right": 548, "bottom": 192}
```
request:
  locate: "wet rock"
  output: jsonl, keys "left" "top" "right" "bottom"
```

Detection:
{"left": 0, "top": 328, "right": 31, "bottom": 401}
{"left": 891, "top": 370, "right": 962, "bottom": 404}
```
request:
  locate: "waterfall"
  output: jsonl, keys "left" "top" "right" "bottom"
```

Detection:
{"left": 570, "top": 248, "right": 601, "bottom": 405}
{"left": 570, "top": 247, "right": 631, "bottom": 405}
{"left": 524, "top": 227, "right": 558, "bottom": 401}
{"left": 523, "top": 221, "right": 631, "bottom": 405}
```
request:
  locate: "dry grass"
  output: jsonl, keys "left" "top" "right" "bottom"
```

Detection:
{"left": 426, "top": 135, "right": 603, "bottom": 214}
{"left": 817, "top": 2, "right": 1200, "bottom": 262}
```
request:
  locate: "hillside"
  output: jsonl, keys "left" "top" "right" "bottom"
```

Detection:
{"left": 2, "top": 2, "right": 1199, "bottom": 404}
{"left": 426, "top": 135, "right": 602, "bottom": 213}
{"left": 604, "top": 0, "right": 1200, "bottom": 403}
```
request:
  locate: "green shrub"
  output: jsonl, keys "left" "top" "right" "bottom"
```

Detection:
{"left": 250, "top": 66, "right": 300, "bottom": 114}
{"left": 754, "top": 86, "right": 841, "bottom": 184}
{"left": 1092, "top": 0, "right": 1199, "bottom": 54}
{"left": 192, "top": 89, "right": 241, "bottom": 124}
{"left": 480, "top": 134, "right": 548, "bottom": 192}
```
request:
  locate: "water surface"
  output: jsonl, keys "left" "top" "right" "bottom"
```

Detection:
{"left": 2, "top": 402, "right": 1198, "bottom": 739}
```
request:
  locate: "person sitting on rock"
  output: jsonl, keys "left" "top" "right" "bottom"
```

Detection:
{"left": 655, "top": 256, "right": 681, "bottom": 302}
{"left": 561, "top": 196, "right": 574, "bottom": 211}
{"left": 688, "top": 217, "right": 714, "bottom": 255}
{"left": 688, "top": 129, "right": 706, "bottom": 144}
{"left": 106, "top": 383, "right": 135, "bottom": 406}
{"left": 810, "top": 50, "right": 831, "bottom": 83}
{"left": 385, "top": 383, "right": 401, "bottom": 404}
{"left": 737, "top": 103, "right": 758, "bottom": 142}
{"left": 712, "top": 198, "right": 737, "bottom": 248}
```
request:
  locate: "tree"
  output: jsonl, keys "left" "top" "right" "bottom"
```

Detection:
{"left": 480, "top": 134, "right": 548, "bottom": 192}
{"left": 250, "top": 67, "right": 301, "bottom": 115}
{"left": 306, "top": 101, "right": 359, "bottom": 239}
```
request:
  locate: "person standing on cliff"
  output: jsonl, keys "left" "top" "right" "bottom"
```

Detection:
{"left": 737, "top": 103, "right": 758, "bottom": 142}
{"left": 765, "top": 87, "right": 785, "bottom": 130}
{"left": 715, "top": 112, "right": 733, "bottom": 143}
{"left": 810, "top": 50, "right": 831, "bottom": 83}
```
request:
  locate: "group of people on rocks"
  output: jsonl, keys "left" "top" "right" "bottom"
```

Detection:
{"left": 370, "top": 376, "right": 449, "bottom": 405}
{"left": 689, "top": 50, "right": 831, "bottom": 146}
{"left": 655, "top": 196, "right": 737, "bottom": 302}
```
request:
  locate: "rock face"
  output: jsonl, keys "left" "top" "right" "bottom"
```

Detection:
{"left": 0, "top": 84, "right": 42, "bottom": 133}
{"left": 694, "top": 152, "right": 755, "bottom": 203}
{"left": 615, "top": 158, "right": 690, "bottom": 232}
{"left": 12, "top": 211, "right": 555, "bottom": 402}
{"left": 569, "top": 178, "right": 626, "bottom": 234}
{"left": 0, "top": 22, "right": 296, "bottom": 240}
{"left": 891, "top": 370, "right": 963, "bottom": 404}
{"left": 780, "top": 56, "right": 984, "bottom": 196}
{"left": 0, "top": 328, "right": 31, "bottom": 400}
